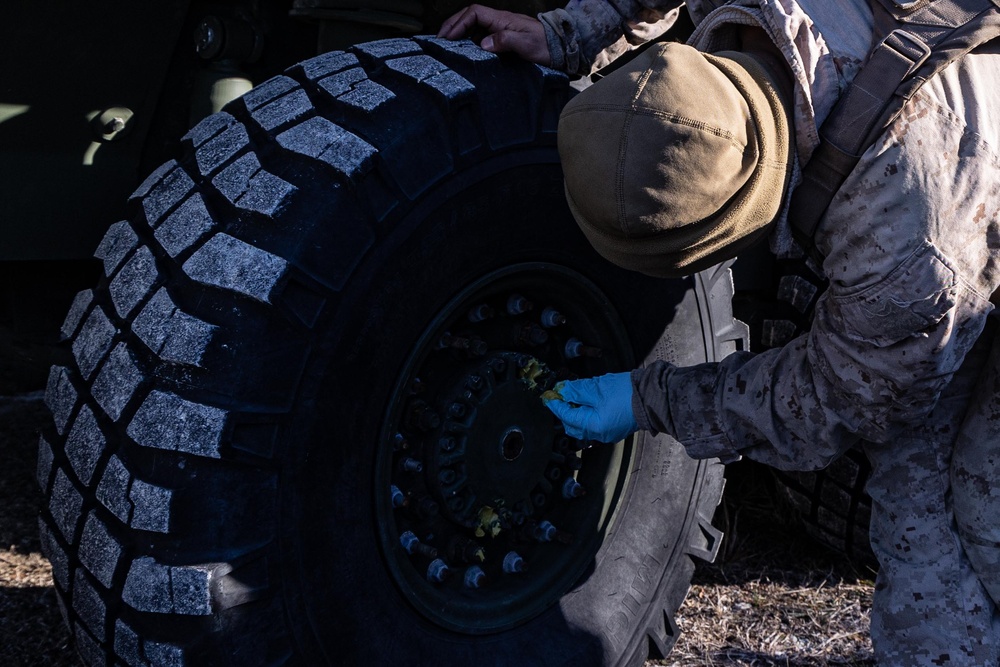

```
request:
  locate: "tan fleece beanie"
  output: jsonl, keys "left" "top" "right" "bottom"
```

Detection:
{"left": 558, "top": 41, "right": 793, "bottom": 278}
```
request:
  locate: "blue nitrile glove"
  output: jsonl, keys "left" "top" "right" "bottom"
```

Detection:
{"left": 542, "top": 372, "right": 638, "bottom": 443}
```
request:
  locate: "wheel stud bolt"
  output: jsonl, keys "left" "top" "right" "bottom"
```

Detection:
{"left": 393, "top": 433, "right": 409, "bottom": 451}
{"left": 439, "top": 333, "right": 471, "bottom": 351}
{"left": 532, "top": 492, "right": 546, "bottom": 507}
{"left": 507, "top": 294, "right": 533, "bottom": 315}
{"left": 533, "top": 520, "right": 558, "bottom": 542}
{"left": 439, "top": 436, "right": 456, "bottom": 452}
{"left": 464, "top": 565, "right": 487, "bottom": 589}
{"left": 439, "top": 469, "right": 457, "bottom": 484}
{"left": 400, "top": 458, "right": 423, "bottom": 473}
{"left": 466, "top": 375, "right": 484, "bottom": 391}
{"left": 408, "top": 402, "right": 440, "bottom": 432}
{"left": 515, "top": 323, "right": 549, "bottom": 347}
{"left": 407, "top": 495, "right": 439, "bottom": 519}
{"left": 390, "top": 485, "right": 406, "bottom": 508}
{"left": 448, "top": 402, "right": 467, "bottom": 418}
{"left": 487, "top": 358, "right": 507, "bottom": 374}
{"left": 427, "top": 558, "right": 451, "bottom": 583}
{"left": 546, "top": 465, "right": 562, "bottom": 481}
{"left": 563, "top": 478, "right": 586, "bottom": 498}
{"left": 447, "top": 495, "right": 465, "bottom": 512}
{"left": 564, "top": 338, "right": 603, "bottom": 359}
{"left": 467, "top": 304, "right": 494, "bottom": 322}
{"left": 469, "top": 337, "right": 488, "bottom": 356}
{"left": 449, "top": 537, "right": 486, "bottom": 563}
{"left": 503, "top": 551, "right": 526, "bottom": 574}
{"left": 400, "top": 531, "right": 438, "bottom": 559}
{"left": 540, "top": 307, "right": 566, "bottom": 328}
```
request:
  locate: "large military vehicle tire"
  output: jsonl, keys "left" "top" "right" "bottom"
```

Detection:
{"left": 738, "top": 259, "right": 875, "bottom": 568}
{"left": 38, "top": 37, "right": 743, "bottom": 666}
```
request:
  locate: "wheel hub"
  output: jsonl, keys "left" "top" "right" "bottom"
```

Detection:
{"left": 376, "top": 264, "right": 635, "bottom": 633}
{"left": 425, "top": 352, "right": 561, "bottom": 526}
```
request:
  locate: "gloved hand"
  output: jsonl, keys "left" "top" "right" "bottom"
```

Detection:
{"left": 542, "top": 372, "right": 639, "bottom": 443}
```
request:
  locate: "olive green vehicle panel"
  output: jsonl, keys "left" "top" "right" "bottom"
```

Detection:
{"left": 0, "top": 1, "right": 191, "bottom": 261}
{"left": 0, "top": 0, "right": 570, "bottom": 262}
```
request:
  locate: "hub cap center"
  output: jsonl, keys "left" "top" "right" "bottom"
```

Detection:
{"left": 500, "top": 428, "right": 525, "bottom": 461}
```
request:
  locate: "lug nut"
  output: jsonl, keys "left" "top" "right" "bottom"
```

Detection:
{"left": 515, "top": 323, "right": 549, "bottom": 347}
{"left": 447, "top": 495, "right": 466, "bottom": 513}
{"left": 407, "top": 401, "right": 441, "bottom": 432}
{"left": 546, "top": 465, "right": 563, "bottom": 481}
{"left": 400, "top": 531, "right": 438, "bottom": 559}
{"left": 564, "top": 338, "right": 603, "bottom": 359}
{"left": 406, "top": 495, "right": 439, "bottom": 520}
{"left": 467, "top": 304, "right": 494, "bottom": 322}
{"left": 438, "top": 469, "right": 457, "bottom": 484}
{"left": 487, "top": 357, "right": 507, "bottom": 375}
{"left": 563, "top": 477, "right": 586, "bottom": 498}
{"left": 468, "top": 336, "right": 488, "bottom": 356}
{"left": 464, "top": 565, "right": 487, "bottom": 589}
{"left": 507, "top": 294, "right": 533, "bottom": 315}
{"left": 439, "top": 436, "right": 457, "bottom": 452}
{"left": 533, "top": 520, "right": 557, "bottom": 542}
{"left": 466, "top": 375, "right": 484, "bottom": 392}
{"left": 503, "top": 551, "right": 526, "bottom": 574}
{"left": 400, "top": 458, "right": 423, "bottom": 473}
{"left": 531, "top": 492, "right": 546, "bottom": 508}
{"left": 540, "top": 307, "right": 567, "bottom": 328}
{"left": 449, "top": 537, "right": 486, "bottom": 564}
{"left": 448, "top": 402, "right": 467, "bottom": 419}
{"left": 427, "top": 558, "right": 451, "bottom": 583}
{"left": 390, "top": 485, "right": 406, "bottom": 508}
{"left": 438, "top": 333, "right": 469, "bottom": 350}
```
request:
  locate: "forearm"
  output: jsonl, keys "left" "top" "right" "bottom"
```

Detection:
{"left": 538, "top": 0, "right": 685, "bottom": 74}
{"left": 633, "top": 277, "right": 992, "bottom": 471}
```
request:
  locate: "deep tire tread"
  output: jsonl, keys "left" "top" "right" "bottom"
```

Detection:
{"left": 42, "top": 37, "right": 570, "bottom": 666}
{"left": 743, "top": 258, "right": 875, "bottom": 566}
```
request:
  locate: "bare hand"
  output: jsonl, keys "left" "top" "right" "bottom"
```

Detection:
{"left": 437, "top": 5, "right": 552, "bottom": 66}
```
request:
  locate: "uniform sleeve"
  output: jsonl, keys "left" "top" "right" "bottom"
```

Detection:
{"left": 538, "top": 0, "right": 687, "bottom": 74}
{"left": 631, "top": 84, "right": 999, "bottom": 471}
{"left": 632, "top": 253, "right": 990, "bottom": 470}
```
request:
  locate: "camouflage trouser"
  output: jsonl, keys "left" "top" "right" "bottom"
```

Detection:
{"left": 953, "top": 330, "right": 1000, "bottom": 612}
{"left": 862, "top": 329, "right": 1000, "bottom": 666}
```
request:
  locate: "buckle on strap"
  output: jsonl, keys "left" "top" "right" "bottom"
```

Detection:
{"left": 879, "top": 29, "right": 932, "bottom": 74}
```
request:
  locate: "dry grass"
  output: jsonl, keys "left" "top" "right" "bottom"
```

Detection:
{"left": 656, "top": 462, "right": 876, "bottom": 667}
{"left": 0, "top": 394, "right": 873, "bottom": 667}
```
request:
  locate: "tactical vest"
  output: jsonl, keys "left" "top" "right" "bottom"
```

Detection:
{"left": 789, "top": 0, "right": 1000, "bottom": 263}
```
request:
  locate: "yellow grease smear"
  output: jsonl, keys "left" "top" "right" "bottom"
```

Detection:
{"left": 518, "top": 357, "right": 548, "bottom": 392}
{"left": 474, "top": 506, "right": 502, "bottom": 538}
{"left": 541, "top": 387, "right": 564, "bottom": 402}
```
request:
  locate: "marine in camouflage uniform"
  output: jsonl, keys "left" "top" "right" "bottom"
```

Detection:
{"left": 537, "top": 0, "right": 1000, "bottom": 664}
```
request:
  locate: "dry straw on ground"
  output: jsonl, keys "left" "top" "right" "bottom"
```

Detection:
{"left": 661, "top": 463, "right": 876, "bottom": 667}
{"left": 0, "top": 393, "right": 873, "bottom": 667}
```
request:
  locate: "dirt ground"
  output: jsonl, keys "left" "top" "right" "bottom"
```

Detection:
{"left": 0, "top": 388, "right": 874, "bottom": 667}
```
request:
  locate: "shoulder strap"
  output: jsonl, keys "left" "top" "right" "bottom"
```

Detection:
{"left": 788, "top": 0, "right": 1000, "bottom": 264}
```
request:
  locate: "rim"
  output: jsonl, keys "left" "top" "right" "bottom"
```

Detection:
{"left": 376, "top": 262, "right": 637, "bottom": 633}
